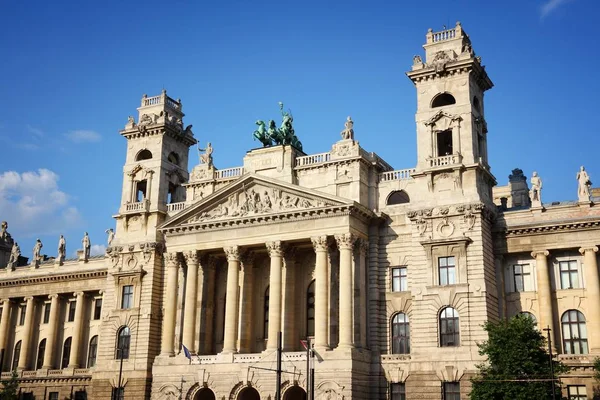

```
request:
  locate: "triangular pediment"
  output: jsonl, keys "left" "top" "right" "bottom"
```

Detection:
{"left": 424, "top": 110, "right": 462, "bottom": 129}
{"left": 160, "top": 174, "right": 358, "bottom": 230}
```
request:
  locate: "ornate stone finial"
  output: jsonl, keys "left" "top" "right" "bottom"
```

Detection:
{"left": 198, "top": 142, "right": 213, "bottom": 167}
{"left": 224, "top": 246, "right": 241, "bottom": 262}
{"left": 105, "top": 228, "right": 115, "bottom": 246}
{"left": 334, "top": 233, "right": 356, "bottom": 250}
{"left": 340, "top": 116, "right": 354, "bottom": 140}
{"left": 311, "top": 236, "right": 330, "bottom": 252}
{"left": 530, "top": 171, "right": 543, "bottom": 208}
{"left": 577, "top": 166, "right": 592, "bottom": 202}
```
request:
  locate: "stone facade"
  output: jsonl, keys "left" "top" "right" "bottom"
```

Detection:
{"left": 0, "top": 22, "right": 599, "bottom": 400}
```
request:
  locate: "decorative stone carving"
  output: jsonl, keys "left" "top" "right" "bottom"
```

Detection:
{"left": 32, "top": 239, "right": 43, "bottom": 267}
{"left": 125, "top": 116, "right": 136, "bottom": 130}
{"left": 165, "top": 252, "right": 181, "bottom": 268}
{"left": 198, "top": 142, "right": 213, "bottom": 167}
{"left": 436, "top": 217, "right": 455, "bottom": 238}
{"left": 183, "top": 250, "right": 200, "bottom": 266}
{"left": 577, "top": 166, "right": 592, "bottom": 202}
{"left": 266, "top": 241, "right": 284, "bottom": 257}
{"left": 530, "top": 171, "right": 542, "bottom": 207}
{"left": 224, "top": 246, "right": 240, "bottom": 262}
{"left": 416, "top": 217, "right": 427, "bottom": 236}
{"left": 334, "top": 233, "right": 356, "bottom": 250}
{"left": 412, "top": 55, "right": 422, "bottom": 65}
{"left": 311, "top": 236, "right": 329, "bottom": 252}
{"left": 463, "top": 209, "right": 476, "bottom": 230}
{"left": 189, "top": 165, "right": 211, "bottom": 182}
{"left": 82, "top": 232, "right": 91, "bottom": 261}
{"left": 105, "top": 228, "right": 115, "bottom": 246}
{"left": 340, "top": 116, "right": 354, "bottom": 140}
{"left": 430, "top": 50, "right": 453, "bottom": 72}
{"left": 56, "top": 235, "right": 66, "bottom": 265}
{"left": 188, "top": 184, "right": 332, "bottom": 223}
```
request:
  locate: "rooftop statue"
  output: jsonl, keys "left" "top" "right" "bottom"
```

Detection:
{"left": 530, "top": 171, "right": 542, "bottom": 207}
{"left": 57, "top": 234, "right": 66, "bottom": 265}
{"left": 198, "top": 142, "right": 214, "bottom": 167}
{"left": 0, "top": 221, "right": 11, "bottom": 242}
{"left": 252, "top": 102, "right": 303, "bottom": 151}
{"left": 8, "top": 242, "right": 20, "bottom": 269}
{"left": 82, "top": 232, "right": 91, "bottom": 261}
{"left": 32, "top": 239, "right": 43, "bottom": 266}
{"left": 577, "top": 166, "right": 592, "bottom": 202}
{"left": 105, "top": 228, "right": 115, "bottom": 246}
{"left": 341, "top": 116, "right": 354, "bottom": 140}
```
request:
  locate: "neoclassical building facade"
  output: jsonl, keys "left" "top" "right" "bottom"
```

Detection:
{"left": 1, "top": 23, "right": 599, "bottom": 400}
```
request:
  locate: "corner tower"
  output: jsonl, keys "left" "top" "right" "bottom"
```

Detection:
{"left": 407, "top": 22, "right": 495, "bottom": 206}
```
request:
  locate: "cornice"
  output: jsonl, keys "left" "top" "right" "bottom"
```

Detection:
{"left": 503, "top": 218, "right": 600, "bottom": 237}
{"left": 120, "top": 124, "right": 197, "bottom": 146}
{"left": 0, "top": 269, "right": 107, "bottom": 288}
{"left": 406, "top": 59, "right": 493, "bottom": 91}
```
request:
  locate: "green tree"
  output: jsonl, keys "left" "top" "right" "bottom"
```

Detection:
{"left": 0, "top": 369, "right": 19, "bottom": 400}
{"left": 470, "top": 315, "right": 567, "bottom": 400}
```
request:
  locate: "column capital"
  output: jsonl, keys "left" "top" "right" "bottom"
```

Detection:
{"left": 73, "top": 292, "right": 85, "bottom": 298}
{"left": 224, "top": 245, "right": 241, "bottom": 262}
{"left": 531, "top": 250, "right": 549, "bottom": 259}
{"left": 311, "top": 236, "right": 330, "bottom": 252}
{"left": 47, "top": 294, "right": 59, "bottom": 300}
{"left": 266, "top": 241, "right": 285, "bottom": 257}
{"left": 579, "top": 246, "right": 599, "bottom": 255}
{"left": 183, "top": 250, "right": 200, "bottom": 265}
{"left": 24, "top": 296, "right": 34, "bottom": 302}
{"left": 335, "top": 233, "right": 357, "bottom": 250}
{"left": 165, "top": 252, "right": 181, "bottom": 268}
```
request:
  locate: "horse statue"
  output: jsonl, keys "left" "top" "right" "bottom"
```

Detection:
{"left": 253, "top": 120, "right": 272, "bottom": 146}
{"left": 290, "top": 135, "right": 303, "bottom": 151}
{"left": 267, "top": 120, "right": 283, "bottom": 145}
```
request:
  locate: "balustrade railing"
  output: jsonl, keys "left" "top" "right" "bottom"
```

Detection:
{"left": 141, "top": 93, "right": 182, "bottom": 111}
{"left": 432, "top": 28, "right": 456, "bottom": 42}
{"left": 125, "top": 201, "right": 148, "bottom": 212}
{"left": 215, "top": 166, "right": 244, "bottom": 180}
{"left": 428, "top": 154, "right": 461, "bottom": 168}
{"left": 142, "top": 95, "right": 161, "bottom": 107}
{"left": 167, "top": 202, "right": 187, "bottom": 213}
{"left": 380, "top": 169, "right": 416, "bottom": 182}
{"left": 295, "top": 152, "right": 331, "bottom": 167}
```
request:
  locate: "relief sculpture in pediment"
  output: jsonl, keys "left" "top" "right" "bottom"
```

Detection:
{"left": 188, "top": 185, "right": 330, "bottom": 223}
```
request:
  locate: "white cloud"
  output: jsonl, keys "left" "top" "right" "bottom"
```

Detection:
{"left": 90, "top": 244, "right": 106, "bottom": 256}
{"left": 64, "top": 130, "right": 102, "bottom": 143}
{"left": 26, "top": 125, "right": 44, "bottom": 138}
{"left": 540, "top": 0, "right": 574, "bottom": 19}
{"left": 0, "top": 169, "right": 82, "bottom": 238}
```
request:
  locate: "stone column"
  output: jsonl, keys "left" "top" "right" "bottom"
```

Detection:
{"left": 238, "top": 252, "right": 255, "bottom": 353}
{"left": 494, "top": 255, "right": 507, "bottom": 319}
{"left": 18, "top": 296, "right": 35, "bottom": 370}
{"left": 43, "top": 295, "right": 60, "bottom": 369}
{"left": 0, "top": 299, "right": 12, "bottom": 371}
{"left": 222, "top": 246, "right": 241, "bottom": 353}
{"left": 266, "top": 241, "right": 284, "bottom": 351}
{"left": 161, "top": 252, "right": 181, "bottom": 356}
{"left": 68, "top": 292, "right": 86, "bottom": 368}
{"left": 311, "top": 236, "right": 330, "bottom": 349}
{"left": 282, "top": 248, "right": 297, "bottom": 351}
{"left": 580, "top": 246, "right": 600, "bottom": 353}
{"left": 201, "top": 257, "right": 217, "bottom": 355}
{"left": 336, "top": 233, "right": 356, "bottom": 349}
{"left": 532, "top": 250, "right": 556, "bottom": 349}
{"left": 182, "top": 250, "right": 200, "bottom": 353}
{"left": 357, "top": 239, "right": 369, "bottom": 348}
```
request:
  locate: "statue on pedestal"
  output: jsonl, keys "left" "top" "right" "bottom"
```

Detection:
{"left": 32, "top": 239, "right": 43, "bottom": 266}
{"left": 340, "top": 116, "right": 354, "bottom": 140}
{"left": 105, "top": 228, "right": 115, "bottom": 246}
{"left": 57, "top": 235, "right": 66, "bottom": 265}
{"left": 198, "top": 142, "right": 213, "bottom": 167}
{"left": 82, "top": 232, "right": 91, "bottom": 261}
{"left": 530, "top": 171, "right": 543, "bottom": 207}
{"left": 577, "top": 166, "right": 592, "bottom": 202}
{"left": 8, "top": 242, "right": 20, "bottom": 269}
{"left": 252, "top": 102, "right": 302, "bottom": 151}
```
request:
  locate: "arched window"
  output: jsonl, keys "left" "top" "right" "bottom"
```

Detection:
{"left": 307, "top": 280, "right": 315, "bottom": 337}
{"left": 167, "top": 152, "right": 180, "bottom": 165}
{"left": 135, "top": 149, "right": 152, "bottom": 161}
{"left": 264, "top": 286, "right": 270, "bottom": 339}
{"left": 431, "top": 92, "right": 456, "bottom": 108}
{"left": 519, "top": 312, "right": 537, "bottom": 326}
{"left": 61, "top": 337, "right": 72, "bottom": 368}
{"left": 12, "top": 341, "right": 21, "bottom": 371}
{"left": 440, "top": 307, "right": 460, "bottom": 347}
{"left": 117, "top": 326, "right": 131, "bottom": 359}
{"left": 88, "top": 336, "right": 98, "bottom": 367}
{"left": 386, "top": 190, "right": 410, "bottom": 205}
{"left": 391, "top": 313, "right": 410, "bottom": 354}
{"left": 36, "top": 339, "right": 46, "bottom": 370}
{"left": 562, "top": 310, "right": 588, "bottom": 354}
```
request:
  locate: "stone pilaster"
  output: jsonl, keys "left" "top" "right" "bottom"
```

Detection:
{"left": 0, "top": 299, "right": 12, "bottom": 371}
{"left": 532, "top": 250, "right": 556, "bottom": 350}
{"left": 580, "top": 246, "right": 600, "bottom": 353}
{"left": 182, "top": 250, "right": 200, "bottom": 353}
{"left": 494, "top": 255, "right": 507, "bottom": 319}
{"left": 222, "top": 246, "right": 241, "bottom": 353}
{"left": 266, "top": 241, "right": 284, "bottom": 351}
{"left": 311, "top": 236, "right": 330, "bottom": 349}
{"left": 335, "top": 233, "right": 357, "bottom": 349}
{"left": 68, "top": 292, "right": 86, "bottom": 368}
{"left": 161, "top": 252, "right": 180, "bottom": 356}
{"left": 18, "top": 296, "right": 35, "bottom": 370}
{"left": 43, "top": 294, "right": 60, "bottom": 369}
{"left": 238, "top": 252, "right": 255, "bottom": 353}
{"left": 282, "top": 248, "right": 297, "bottom": 351}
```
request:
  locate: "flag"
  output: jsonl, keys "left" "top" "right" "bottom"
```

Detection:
{"left": 182, "top": 344, "right": 191, "bottom": 360}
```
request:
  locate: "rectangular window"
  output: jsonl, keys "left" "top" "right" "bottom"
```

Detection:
{"left": 74, "top": 391, "right": 88, "bottom": 400}
{"left": 560, "top": 261, "right": 580, "bottom": 289}
{"left": 443, "top": 382, "right": 460, "bottom": 400}
{"left": 49, "top": 393, "right": 59, "bottom": 400}
{"left": 94, "top": 298, "right": 103, "bottom": 320}
{"left": 392, "top": 267, "right": 408, "bottom": 292}
{"left": 567, "top": 385, "right": 587, "bottom": 400}
{"left": 438, "top": 257, "right": 456, "bottom": 286}
{"left": 112, "top": 388, "right": 124, "bottom": 400}
{"left": 390, "top": 383, "right": 406, "bottom": 400}
{"left": 512, "top": 264, "right": 533, "bottom": 292}
{"left": 19, "top": 305, "right": 26, "bottom": 325}
{"left": 43, "top": 303, "right": 51, "bottom": 324}
{"left": 67, "top": 301, "right": 76, "bottom": 322}
{"left": 121, "top": 285, "right": 134, "bottom": 309}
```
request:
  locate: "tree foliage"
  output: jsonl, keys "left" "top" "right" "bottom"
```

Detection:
{"left": 470, "top": 315, "right": 567, "bottom": 400}
{"left": 0, "top": 369, "right": 19, "bottom": 400}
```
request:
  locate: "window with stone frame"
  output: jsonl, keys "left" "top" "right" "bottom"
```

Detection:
{"left": 567, "top": 385, "right": 587, "bottom": 400}
{"left": 425, "top": 240, "right": 469, "bottom": 287}
{"left": 88, "top": 336, "right": 98, "bottom": 367}
{"left": 391, "top": 313, "right": 410, "bottom": 354}
{"left": 440, "top": 307, "right": 460, "bottom": 347}
{"left": 391, "top": 267, "right": 408, "bottom": 292}
{"left": 438, "top": 256, "right": 456, "bottom": 286}
{"left": 390, "top": 382, "right": 406, "bottom": 400}
{"left": 511, "top": 264, "right": 534, "bottom": 292}
{"left": 36, "top": 339, "right": 46, "bottom": 370}
{"left": 43, "top": 302, "right": 51, "bottom": 324}
{"left": 12, "top": 340, "right": 21, "bottom": 371}
{"left": 121, "top": 285, "right": 134, "bottom": 309}
{"left": 112, "top": 388, "right": 124, "bottom": 400}
{"left": 61, "top": 337, "right": 72, "bottom": 369}
{"left": 562, "top": 310, "right": 588, "bottom": 354}
{"left": 94, "top": 298, "right": 103, "bottom": 320}
{"left": 19, "top": 304, "right": 26, "bottom": 325}
{"left": 67, "top": 300, "right": 76, "bottom": 322}
{"left": 443, "top": 382, "right": 460, "bottom": 400}
{"left": 48, "top": 393, "right": 59, "bottom": 400}
{"left": 116, "top": 326, "right": 131, "bottom": 359}
{"left": 559, "top": 260, "right": 581, "bottom": 289}
{"left": 519, "top": 312, "right": 537, "bottom": 327}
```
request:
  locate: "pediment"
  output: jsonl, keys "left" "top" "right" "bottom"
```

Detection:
{"left": 424, "top": 110, "right": 462, "bottom": 130}
{"left": 161, "top": 174, "right": 358, "bottom": 230}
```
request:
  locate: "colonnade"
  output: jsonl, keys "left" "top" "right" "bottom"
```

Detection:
{"left": 0, "top": 291, "right": 99, "bottom": 371}
{"left": 160, "top": 233, "right": 367, "bottom": 357}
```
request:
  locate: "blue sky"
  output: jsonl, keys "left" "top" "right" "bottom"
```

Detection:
{"left": 0, "top": 0, "right": 598, "bottom": 259}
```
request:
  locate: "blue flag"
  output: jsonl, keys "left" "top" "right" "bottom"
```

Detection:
{"left": 182, "top": 344, "right": 191, "bottom": 360}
